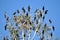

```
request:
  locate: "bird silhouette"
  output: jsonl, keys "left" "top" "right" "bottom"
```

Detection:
{"left": 17, "top": 10, "right": 20, "bottom": 13}
{"left": 22, "top": 7, "right": 25, "bottom": 13}
{"left": 42, "top": 6, "right": 45, "bottom": 12}
{"left": 45, "top": 10, "right": 48, "bottom": 14}
{"left": 52, "top": 26, "right": 55, "bottom": 31}
{"left": 28, "top": 5, "right": 30, "bottom": 12}
{"left": 4, "top": 24, "right": 8, "bottom": 30}
{"left": 43, "top": 16, "right": 45, "bottom": 21}
{"left": 13, "top": 12, "right": 16, "bottom": 15}
{"left": 49, "top": 19, "right": 52, "bottom": 23}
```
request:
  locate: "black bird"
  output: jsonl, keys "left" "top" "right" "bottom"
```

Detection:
{"left": 50, "top": 32, "right": 53, "bottom": 37}
{"left": 4, "top": 24, "right": 8, "bottom": 30}
{"left": 52, "top": 26, "right": 55, "bottom": 31}
{"left": 24, "top": 33, "right": 26, "bottom": 37}
{"left": 13, "top": 12, "right": 16, "bottom": 15}
{"left": 45, "top": 10, "right": 48, "bottom": 14}
{"left": 38, "top": 10, "right": 42, "bottom": 18}
{"left": 29, "top": 21, "right": 32, "bottom": 25}
{"left": 26, "top": 12, "right": 28, "bottom": 16}
{"left": 49, "top": 19, "right": 52, "bottom": 23}
{"left": 6, "top": 17, "right": 9, "bottom": 21}
{"left": 28, "top": 5, "right": 30, "bottom": 12}
{"left": 40, "top": 13, "right": 42, "bottom": 18}
{"left": 43, "top": 16, "right": 45, "bottom": 21}
{"left": 42, "top": 30, "right": 44, "bottom": 34}
{"left": 42, "top": 6, "right": 45, "bottom": 11}
{"left": 17, "top": 10, "right": 20, "bottom": 13}
{"left": 44, "top": 23, "right": 47, "bottom": 27}
{"left": 22, "top": 7, "right": 25, "bottom": 13}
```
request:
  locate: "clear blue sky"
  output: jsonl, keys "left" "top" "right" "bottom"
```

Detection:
{"left": 0, "top": 0, "right": 60, "bottom": 40}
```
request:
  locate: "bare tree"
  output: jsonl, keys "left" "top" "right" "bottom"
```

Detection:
{"left": 3, "top": 5, "right": 55, "bottom": 40}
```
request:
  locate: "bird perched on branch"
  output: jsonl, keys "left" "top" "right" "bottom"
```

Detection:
{"left": 13, "top": 12, "right": 16, "bottom": 15}
{"left": 52, "top": 26, "right": 55, "bottom": 31}
{"left": 45, "top": 10, "right": 48, "bottom": 14}
{"left": 22, "top": 7, "right": 25, "bottom": 13}
{"left": 42, "top": 6, "right": 45, "bottom": 12}
{"left": 28, "top": 5, "right": 30, "bottom": 12}
{"left": 17, "top": 10, "right": 20, "bottom": 13}
{"left": 4, "top": 24, "right": 8, "bottom": 30}
{"left": 49, "top": 19, "right": 52, "bottom": 24}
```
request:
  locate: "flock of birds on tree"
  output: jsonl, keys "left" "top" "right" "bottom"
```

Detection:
{"left": 3, "top": 5, "right": 55, "bottom": 40}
